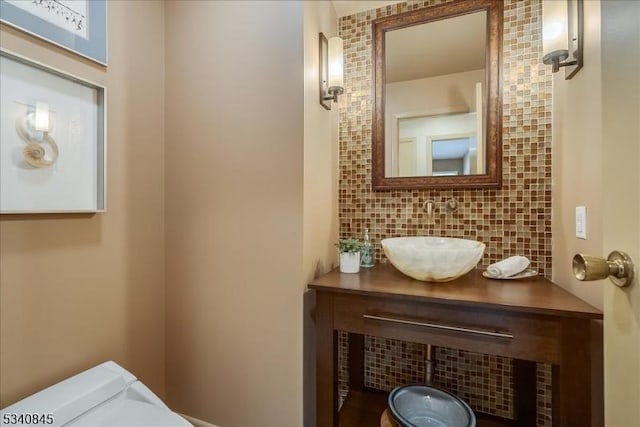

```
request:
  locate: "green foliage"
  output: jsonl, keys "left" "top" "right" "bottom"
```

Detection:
{"left": 335, "top": 238, "right": 364, "bottom": 253}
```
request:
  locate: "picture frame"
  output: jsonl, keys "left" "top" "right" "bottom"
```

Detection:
{"left": 0, "top": 0, "right": 107, "bottom": 66}
{"left": 0, "top": 49, "right": 106, "bottom": 214}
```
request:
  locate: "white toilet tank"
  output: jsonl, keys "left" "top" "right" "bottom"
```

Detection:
{"left": 0, "top": 361, "right": 192, "bottom": 427}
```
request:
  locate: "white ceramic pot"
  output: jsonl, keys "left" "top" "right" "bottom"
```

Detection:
{"left": 340, "top": 252, "right": 361, "bottom": 273}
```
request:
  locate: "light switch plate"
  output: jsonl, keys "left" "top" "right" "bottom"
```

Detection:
{"left": 576, "top": 206, "right": 587, "bottom": 239}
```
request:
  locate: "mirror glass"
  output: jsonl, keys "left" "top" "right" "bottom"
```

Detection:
{"left": 372, "top": 0, "right": 502, "bottom": 190}
{"left": 385, "top": 12, "right": 486, "bottom": 178}
{"left": 397, "top": 114, "right": 481, "bottom": 177}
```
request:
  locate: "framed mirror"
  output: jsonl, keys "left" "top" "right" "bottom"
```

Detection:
{"left": 372, "top": 0, "right": 503, "bottom": 190}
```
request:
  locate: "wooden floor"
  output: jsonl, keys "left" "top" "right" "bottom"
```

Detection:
{"left": 339, "top": 388, "right": 516, "bottom": 427}
{"left": 339, "top": 389, "right": 389, "bottom": 426}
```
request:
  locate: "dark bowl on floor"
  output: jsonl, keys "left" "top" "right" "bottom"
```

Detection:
{"left": 388, "top": 385, "right": 476, "bottom": 427}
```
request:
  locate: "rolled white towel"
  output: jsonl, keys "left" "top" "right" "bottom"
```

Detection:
{"left": 487, "top": 256, "right": 530, "bottom": 278}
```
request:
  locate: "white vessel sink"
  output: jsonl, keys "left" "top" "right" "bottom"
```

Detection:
{"left": 381, "top": 237, "right": 485, "bottom": 282}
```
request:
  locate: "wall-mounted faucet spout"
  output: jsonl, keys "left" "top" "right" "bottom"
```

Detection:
{"left": 423, "top": 200, "right": 435, "bottom": 214}
{"left": 423, "top": 200, "right": 436, "bottom": 224}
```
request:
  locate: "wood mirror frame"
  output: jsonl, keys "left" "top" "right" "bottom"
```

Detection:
{"left": 372, "top": 0, "right": 503, "bottom": 190}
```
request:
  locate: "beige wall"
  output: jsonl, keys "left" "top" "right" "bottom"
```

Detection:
{"left": 551, "top": 0, "right": 604, "bottom": 309}
{"left": 303, "top": 0, "right": 338, "bottom": 285}
{"left": 302, "top": 2, "right": 339, "bottom": 425}
{"left": 0, "top": 0, "right": 166, "bottom": 407}
{"left": 164, "top": 2, "right": 305, "bottom": 426}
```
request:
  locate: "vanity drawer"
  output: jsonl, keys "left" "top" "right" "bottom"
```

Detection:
{"left": 332, "top": 293, "right": 562, "bottom": 363}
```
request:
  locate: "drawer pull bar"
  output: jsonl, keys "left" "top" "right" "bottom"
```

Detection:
{"left": 363, "top": 314, "right": 514, "bottom": 339}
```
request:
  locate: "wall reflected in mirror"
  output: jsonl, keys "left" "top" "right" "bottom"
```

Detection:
{"left": 396, "top": 112, "right": 482, "bottom": 177}
{"left": 383, "top": 11, "right": 487, "bottom": 178}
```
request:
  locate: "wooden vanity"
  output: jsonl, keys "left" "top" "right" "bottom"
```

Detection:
{"left": 310, "top": 264, "right": 603, "bottom": 427}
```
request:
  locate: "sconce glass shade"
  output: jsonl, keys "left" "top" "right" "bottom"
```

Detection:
{"left": 327, "top": 36, "right": 344, "bottom": 90}
{"left": 542, "top": 0, "right": 569, "bottom": 63}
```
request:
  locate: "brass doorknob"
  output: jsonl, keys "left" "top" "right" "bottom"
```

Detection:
{"left": 572, "top": 251, "right": 635, "bottom": 287}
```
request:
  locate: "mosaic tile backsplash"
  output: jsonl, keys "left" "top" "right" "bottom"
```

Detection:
{"left": 337, "top": 0, "right": 553, "bottom": 425}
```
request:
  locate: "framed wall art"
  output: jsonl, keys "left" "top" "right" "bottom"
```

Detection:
{"left": 0, "top": 49, "right": 106, "bottom": 213}
{"left": 0, "top": 0, "right": 107, "bottom": 65}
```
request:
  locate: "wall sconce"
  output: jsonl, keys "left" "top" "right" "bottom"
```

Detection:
{"left": 319, "top": 32, "right": 344, "bottom": 110}
{"left": 542, "top": 0, "right": 583, "bottom": 79}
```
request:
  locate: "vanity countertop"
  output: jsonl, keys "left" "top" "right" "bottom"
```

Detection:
{"left": 309, "top": 263, "right": 602, "bottom": 319}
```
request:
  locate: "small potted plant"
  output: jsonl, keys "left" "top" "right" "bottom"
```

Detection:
{"left": 335, "top": 238, "right": 364, "bottom": 273}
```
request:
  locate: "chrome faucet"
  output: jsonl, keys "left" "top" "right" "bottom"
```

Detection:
{"left": 423, "top": 200, "right": 436, "bottom": 224}
{"left": 423, "top": 199, "right": 435, "bottom": 215}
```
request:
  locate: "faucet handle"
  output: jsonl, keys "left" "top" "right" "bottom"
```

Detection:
{"left": 444, "top": 198, "right": 458, "bottom": 213}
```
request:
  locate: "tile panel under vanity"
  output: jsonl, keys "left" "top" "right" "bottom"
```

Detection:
{"left": 337, "top": 0, "right": 553, "bottom": 425}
